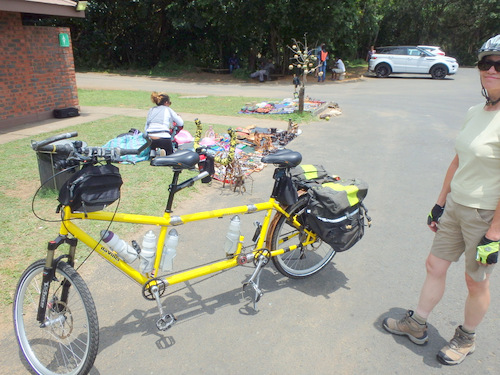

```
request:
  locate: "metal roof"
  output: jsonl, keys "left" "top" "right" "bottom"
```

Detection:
{"left": 0, "top": 0, "right": 86, "bottom": 18}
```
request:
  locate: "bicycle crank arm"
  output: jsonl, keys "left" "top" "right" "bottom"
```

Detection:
{"left": 151, "top": 283, "right": 177, "bottom": 331}
{"left": 244, "top": 279, "right": 263, "bottom": 304}
{"left": 242, "top": 254, "right": 267, "bottom": 309}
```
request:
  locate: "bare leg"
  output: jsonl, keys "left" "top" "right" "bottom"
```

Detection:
{"left": 463, "top": 273, "right": 490, "bottom": 331}
{"left": 415, "top": 253, "right": 451, "bottom": 319}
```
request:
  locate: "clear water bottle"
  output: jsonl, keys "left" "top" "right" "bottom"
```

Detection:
{"left": 140, "top": 230, "right": 157, "bottom": 274}
{"left": 101, "top": 230, "right": 138, "bottom": 264}
{"left": 160, "top": 229, "right": 178, "bottom": 272}
{"left": 224, "top": 215, "right": 241, "bottom": 256}
{"left": 205, "top": 124, "right": 215, "bottom": 139}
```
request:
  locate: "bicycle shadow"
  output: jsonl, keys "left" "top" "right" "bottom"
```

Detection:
{"left": 94, "top": 261, "right": 348, "bottom": 359}
{"left": 375, "top": 307, "right": 449, "bottom": 368}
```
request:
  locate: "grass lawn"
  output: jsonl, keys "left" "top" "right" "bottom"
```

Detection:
{"left": 78, "top": 89, "right": 316, "bottom": 123}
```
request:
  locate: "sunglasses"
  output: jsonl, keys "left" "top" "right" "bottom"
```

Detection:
{"left": 478, "top": 59, "right": 500, "bottom": 72}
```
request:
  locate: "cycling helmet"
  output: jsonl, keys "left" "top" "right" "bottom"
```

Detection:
{"left": 478, "top": 34, "right": 500, "bottom": 60}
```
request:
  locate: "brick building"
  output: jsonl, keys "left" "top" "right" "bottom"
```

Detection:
{"left": 0, "top": 0, "right": 85, "bottom": 129}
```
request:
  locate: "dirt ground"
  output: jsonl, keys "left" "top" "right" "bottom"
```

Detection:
{"left": 126, "top": 66, "right": 368, "bottom": 84}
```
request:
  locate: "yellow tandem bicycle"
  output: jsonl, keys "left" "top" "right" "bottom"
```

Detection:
{"left": 13, "top": 130, "right": 361, "bottom": 375}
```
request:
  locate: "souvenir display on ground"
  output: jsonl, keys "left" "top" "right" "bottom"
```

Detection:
{"left": 239, "top": 97, "right": 326, "bottom": 115}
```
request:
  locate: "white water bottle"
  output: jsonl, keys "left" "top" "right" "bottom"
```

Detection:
{"left": 140, "top": 230, "right": 157, "bottom": 274}
{"left": 224, "top": 215, "right": 241, "bottom": 256}
{"left": 101, "top": 230, "right": 138, "bottom": 264}
{"left": 160, "top": 229, "right": 178, "bottom": 272}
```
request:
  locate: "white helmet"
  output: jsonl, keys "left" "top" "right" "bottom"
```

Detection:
{"left": 478, "top": 34, "right": 500, "bottom": 60}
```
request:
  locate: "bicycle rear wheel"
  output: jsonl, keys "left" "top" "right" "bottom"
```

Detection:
{"left": 270, "top": 197, "right": 336, "bottom": 278}
{"left": 13, "top": 260, "right": 99, "bottom": 375}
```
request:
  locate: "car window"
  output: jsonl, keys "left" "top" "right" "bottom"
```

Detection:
{"left": 408, "top": 48, "right": 421, "bottom": 56}
{"left": 417, "top": 48, "right": 433, "bottom": 56}
{"left": 376, "top": 47, "right": 405, "bottom": 55}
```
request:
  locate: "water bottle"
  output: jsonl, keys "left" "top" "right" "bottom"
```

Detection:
{"left": 160, "top": 229, "right": 178, "bottom": 272}
{"left": 140, "top": 230, "right": 157, "bottom": 274}
{"left": 100, "top": 230, "right": 138, "bottom": 264}
{"left": 205, "top": 125, "right": 215, "bottom": 139}
{"left": 224, "top": 215, "right": 241, "bottom": 256}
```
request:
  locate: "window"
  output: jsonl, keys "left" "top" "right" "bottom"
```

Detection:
{"left": 408, "top": 49, "right": 421, "bottom": 56}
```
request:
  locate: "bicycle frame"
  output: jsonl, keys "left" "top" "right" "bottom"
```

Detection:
{"left": 57, "top": 194, "right": 311, "bottom": 288}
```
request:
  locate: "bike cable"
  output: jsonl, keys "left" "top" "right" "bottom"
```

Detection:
{"left": 61, "top": 197, "right": 121, "bottom": 274}
{"left": 31, "top": 165, "right": 79, "bottom": 223}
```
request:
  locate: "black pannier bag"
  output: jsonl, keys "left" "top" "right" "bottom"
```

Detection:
{"left": 305, "top": 178, "right": 369, "bottom": 252}
{"left": 291, "top": 164, "right": 337, "bottom": 189}
{"left": 290, "top": 164, "right": 370, "bottom": 252}
{"left": 58, "top": 163, "right": 123, "bottom": 213}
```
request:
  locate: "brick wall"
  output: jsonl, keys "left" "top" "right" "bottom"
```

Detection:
{"left": 0, "top": 11, "right": 79, "bottom": 129}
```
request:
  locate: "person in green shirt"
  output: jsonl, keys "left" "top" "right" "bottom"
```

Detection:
{"left": 382, "top": 34, "right": 500, "bottom": 366}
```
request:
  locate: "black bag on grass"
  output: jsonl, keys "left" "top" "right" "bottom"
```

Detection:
{"left": 58, "top": 164, "right": 123, "bottom": 213}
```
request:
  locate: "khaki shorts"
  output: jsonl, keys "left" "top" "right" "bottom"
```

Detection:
{"left": 431, "top": 196, "right": 495, "bottom": 282}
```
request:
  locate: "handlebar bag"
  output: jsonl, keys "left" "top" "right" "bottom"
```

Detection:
{"left": 305, "top": 179, "right": 368, "bottom": 252}
{"left": 58, "top": 164, "right": 123, "bottom": 213}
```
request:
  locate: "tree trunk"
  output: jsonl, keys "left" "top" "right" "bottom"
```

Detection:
{"left": 298, "top": 87, "right": 305, "bottom": 113}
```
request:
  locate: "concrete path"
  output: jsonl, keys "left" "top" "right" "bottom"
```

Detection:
{"left": 0, "top": 106, "right": 289, "bottom": 145}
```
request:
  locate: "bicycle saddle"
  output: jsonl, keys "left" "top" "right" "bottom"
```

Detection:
{"left": 261, "top": 149, "right": 302, "bottom": 167}
{"left": 150, "top": 150, "right": 200, "bottom": 169}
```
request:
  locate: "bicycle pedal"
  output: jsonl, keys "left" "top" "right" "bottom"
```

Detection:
{"left": 156, "top": 313, "right": 177, "bottom": 331}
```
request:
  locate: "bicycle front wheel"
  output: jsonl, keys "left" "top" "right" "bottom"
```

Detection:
{"left": 270, "top": 197, "right": 336, "bottom": 278}
{"left": 13, "top": 260, "right": 99, "bottom": 375}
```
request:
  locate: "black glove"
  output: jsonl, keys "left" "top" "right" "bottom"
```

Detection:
{"left": 427, "top": 204, "right": 444, "bottom": 225}
{"left": 476, "top": 236, "right": 499, "bottom": 265}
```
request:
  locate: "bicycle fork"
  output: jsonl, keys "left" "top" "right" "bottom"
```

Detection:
{"left": 37, "top": 235, "right": 77, "bottom": 326}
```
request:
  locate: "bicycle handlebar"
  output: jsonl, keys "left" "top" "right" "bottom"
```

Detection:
{"left": 31, "top": 132, "right": 153, "bottom": 166}
{"left": 31, "top": 132, "right": 78, "bottom": 151}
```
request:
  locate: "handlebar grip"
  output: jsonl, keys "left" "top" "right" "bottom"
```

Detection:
{"left": 118, "top": 135, "right": 152, "bottom": 156}
{"left": 118, "top": 148, "right": 142, "bottom": 155}
{"left": 137, "top": 135, "right": 152, "bottom": 154}
{"left": 31, "top": 132, "right": 78, "bottom": 151}
{"left": 35, "top": 143, "right": 74, "bottom": 155}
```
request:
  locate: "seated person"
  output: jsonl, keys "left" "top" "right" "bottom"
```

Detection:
{"left": 250, "top": 59, "right": 275, "bottom": 82}
{"left": 228, "top": 54, "right": 240, "bottom": 73}
{"left": 332, "top": 57, "right": 346, "bottom": 80}
{"left": 145, "top": 92, "right": 183, "bottom": 156}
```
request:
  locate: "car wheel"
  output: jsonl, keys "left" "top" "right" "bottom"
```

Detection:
{"left": 430, "top": 64, "right": 447, "bottom": 79}
{"left": 375, "top": 63, "right": 391, "bottom": 78}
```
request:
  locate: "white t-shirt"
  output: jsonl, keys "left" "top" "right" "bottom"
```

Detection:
{"left": 334, "top": 59, "right": 345, "bottom": 72}
{"left": 451, "top": 103, "right": 500, "bottom": 209}
{"left": 145, "top": 106, "right": 184, "bottom": 138}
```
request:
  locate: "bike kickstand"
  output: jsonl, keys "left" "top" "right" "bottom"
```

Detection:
{"left": 242, "top": 254, "right": 268, "bottom": 310}
{"left": 151, "top": 284, "right": 177, "bottom": 331}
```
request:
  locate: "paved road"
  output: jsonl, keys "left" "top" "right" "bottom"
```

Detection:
{"left": 4, "top": 69, "right": 500, "bottom": 374}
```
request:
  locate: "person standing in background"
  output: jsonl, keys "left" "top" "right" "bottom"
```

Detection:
{"left": 317, "top": 44, "right": 328, "bottom": 82}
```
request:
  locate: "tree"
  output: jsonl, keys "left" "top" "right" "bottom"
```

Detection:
{"left": 287, "top": 35, "right": 321, "bottom": 114}
{"left": 34, "top": 0, "right": 498, "bottom": 70}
